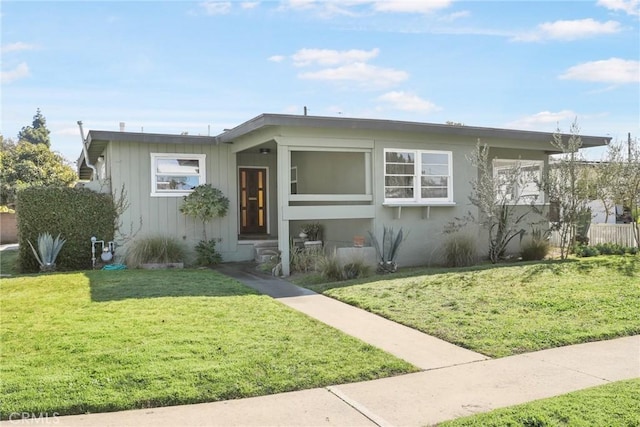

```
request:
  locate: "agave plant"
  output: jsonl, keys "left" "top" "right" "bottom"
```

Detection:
{"left": 368, "top": 226, "right": 404, "bottom": 273}
{"left": 28, "top": 232, "right": 66, "bottom": 272}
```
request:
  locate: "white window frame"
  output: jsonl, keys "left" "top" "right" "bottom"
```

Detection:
{"left": 383, "top": 148, "right": 454, "bottom": 205}
{"left": 290, "top": 166, "right": 298, "bottom": 195}
{"left": 150, "top": 153, "right": 206, "bottom": 197}
{"left": 493, "top": 159, "right": 544, "bottom": 205}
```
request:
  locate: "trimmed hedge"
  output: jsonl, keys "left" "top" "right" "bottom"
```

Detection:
{"left": 16, "top": 187, "right": 117, "bottom": 272}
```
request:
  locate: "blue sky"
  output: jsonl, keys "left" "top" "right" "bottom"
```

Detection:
{"left": 2, "top": 0, "right": 638, "bottom": 163}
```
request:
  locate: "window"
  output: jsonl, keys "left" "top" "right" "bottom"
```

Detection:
{"left": 150, "top": 153, "right": 206, "bottom": 197}
{"left": 493, "top": 159, "right": 544, "bottom": 204}
{"left": 290, "top": 166, "right": 298, "bottom": 195}
{"left": 384, "top": 149, "right": 453, "bottom": 204}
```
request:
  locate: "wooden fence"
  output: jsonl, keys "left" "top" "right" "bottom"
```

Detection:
{"left": 551, "top": 224, "right": 638, "bottom": 247}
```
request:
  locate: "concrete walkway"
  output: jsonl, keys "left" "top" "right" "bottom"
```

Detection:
{"left": 216, "top": 262, "right": 488, "bottom": 370}
{"left": 5, "top": 263, "right": 639, "bottom": 426}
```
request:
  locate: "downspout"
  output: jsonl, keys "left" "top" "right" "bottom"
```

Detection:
{"left": 77, "top": 120, "right": 97, "bottom": 180}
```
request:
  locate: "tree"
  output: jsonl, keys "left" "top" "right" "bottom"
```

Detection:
{"left": 179, "top": 184, "right": 230, "bottom": 266}
{"left": 466, "top": 142, "right": 543, "bottom": 263}
{"left": 179, "top": 184, "right": 230, "bottom": 240}
{"left": 587, "top": 161, "right": 618, "bottom": 224}
{"left": 542, "top": 120, "right": 591, "bottom": 259}
{"left": 18, "top": 108, "right": 51, "bottom": 146}
{"left": 0, "top": 140, "right": 76, "bottom": 206}
{"left": 17, "top": 108, "right": 51, "bottom": 147}
{"left": 606, "top": 137, "right": 640, "bottom": 247}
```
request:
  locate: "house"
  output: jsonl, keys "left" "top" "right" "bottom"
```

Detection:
{"left": 78, "top": 114, "right": 610, "bottom": 275}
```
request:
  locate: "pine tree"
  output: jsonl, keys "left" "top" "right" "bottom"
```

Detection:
{"left": 17, "top": 108, "right": 51, "bottom": 146}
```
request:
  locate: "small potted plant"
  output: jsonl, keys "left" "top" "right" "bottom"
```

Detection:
{"left": 300, "top": 222, "right": 323, "bottom": 242}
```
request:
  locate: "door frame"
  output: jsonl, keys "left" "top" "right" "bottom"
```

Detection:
{"left": 238, "top": 166, "right": 270, "bottom": 236}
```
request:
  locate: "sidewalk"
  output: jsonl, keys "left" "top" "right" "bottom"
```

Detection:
{"left": 5, "top": 263, "right": 639, "bottom": 426}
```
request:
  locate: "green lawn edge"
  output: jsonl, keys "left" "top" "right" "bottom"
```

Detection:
{"left": 0, "top": 269, "right": 417, "bottom": 418}
{"left": 301, "top": 256, "right": 640, "bottom": 357}
{"left": 439, "top": 378, "right": 640, "bottom": 426}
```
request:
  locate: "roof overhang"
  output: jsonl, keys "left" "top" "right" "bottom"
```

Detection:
{"left": 77, "top": 131, "right": 218, "bottom": 180}
{"left": 216, "top": 113, "right": 611, "bottom": 150}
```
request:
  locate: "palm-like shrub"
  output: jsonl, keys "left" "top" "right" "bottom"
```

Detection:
{"left": 27, "top": 232, "right": 66, "bottom": 272}
{"left": 368, "top": 226, "right": 404, "bottom": 273}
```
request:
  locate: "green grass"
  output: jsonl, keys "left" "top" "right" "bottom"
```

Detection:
{"left": 0, "top": 269, "right": 416, "bottom": 418}
{"left": 305, "top": 256, "right": 640, "bottom": 357}
{"left": 440, "top": 378, "right": 640, "bottom": 426}
{"left": 0, "top": 249, "right": 19, "bottom": 275}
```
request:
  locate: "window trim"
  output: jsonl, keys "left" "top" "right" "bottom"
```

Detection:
{"left": 150, "top": 153, "right": 206, "bottom": 197}
{"left": 383, "top": 148, "right": 454, "bottom": 205}
{"left": 492, "top": 159, "right": 544, "bottom": 205}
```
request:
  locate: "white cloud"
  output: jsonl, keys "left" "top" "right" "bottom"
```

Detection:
{"left": 200, "top": 1, "right": 232, "bottom": 15}
{"left": 268, "top": 55, "right": 285, "bottom": 62}
{"left": 560, "top": 58, "right": 639, "bottom": 84}
{"left": 280, "top": 0, "right": 452, "bottom": 16}
{"left": 292, "top": 48, "right": 379, "bottom": 67}
{"left": 439, "top": 10, "right": 471, "bottom": 22}
{"left": 378, "top": 91, "right": 441, "bottom": 113}
{"left": 283, "top": 0, "right": 317, "bottom": 10}
{"left": 514, "top": 19, "right": 622, "bottom": 41}
{"left": 597, "top": 0, "right": 640, "bottom": 16}
{"left": 506, "top": 110, "right": 579, "bottom": 130}
{"left": 299, "top": 62, "right": 408, "bottom": 88}
{"left": 538, "top": 19, "right": 621, "bottom": 39}
{"left": 1, "top": 62, "right": 30, "bottom": 84}
{"left": 241, "top": 2, "right": 260, "bottom": 9}
{"left": 372, "top": 0, "right": 452, "bottom": 14}
{"left": 1, "top": 42, "right": 37, "bottom": 53}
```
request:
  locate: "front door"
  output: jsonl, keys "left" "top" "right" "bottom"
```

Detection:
{"left": 239, "top": 168, "right": 267, "bottom": 234}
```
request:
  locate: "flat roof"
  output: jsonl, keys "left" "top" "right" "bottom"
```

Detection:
{"left": 217, "top": 113, "right": 612, "bottom": 148}
{"left": 79, "top": 113, "right": 612, "bottom": 179}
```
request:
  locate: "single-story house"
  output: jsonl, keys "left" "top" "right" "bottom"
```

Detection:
{"left": 78, "top": 113, "right": 610, "bottom": 275}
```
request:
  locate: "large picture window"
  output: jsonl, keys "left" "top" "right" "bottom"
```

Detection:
{"left": 151, "top": 153, "right": 206, "bottom": 197}
{"left": 384, "top": 149, "right": 453, "bottom": 204}
{"left": 493, "top": 159, "right": 544, "bottom": 204}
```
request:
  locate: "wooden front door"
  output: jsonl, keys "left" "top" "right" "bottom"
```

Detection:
{"left": 239, "top": 168, "right": 267, "bottom": 234}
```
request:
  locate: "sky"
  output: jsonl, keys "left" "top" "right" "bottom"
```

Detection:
{"left": 1, "top": 0, "right": 639, "bottom": 164}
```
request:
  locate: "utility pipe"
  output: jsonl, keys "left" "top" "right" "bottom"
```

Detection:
{"left": 78, "top": 120, "right": 98, "bottom": 180}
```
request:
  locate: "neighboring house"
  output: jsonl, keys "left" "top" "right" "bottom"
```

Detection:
{"left": 78, "top": 114, "right": 610, "bottom": 275}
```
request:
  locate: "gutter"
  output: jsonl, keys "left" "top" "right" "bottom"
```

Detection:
{"left": 78, "top": 121, "right": 97, "bottom": 180}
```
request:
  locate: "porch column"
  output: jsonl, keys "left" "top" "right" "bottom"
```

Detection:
{"left": 277, "top": 143, "right": 291, "bottom": 276}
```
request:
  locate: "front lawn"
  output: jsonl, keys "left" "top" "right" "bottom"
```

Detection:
{"left": 306, "top": 256, "right": 640, "bottom": 357}
{"left": 0, "top": 269, "right": 416, "bottom": 418}
{"left": 440, "top": 378, "right": 640, "bottom": 426}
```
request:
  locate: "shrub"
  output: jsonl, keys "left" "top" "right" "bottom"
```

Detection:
{"left": 594, "top": 243, "right": 626, "bottom": 256}
{"left": 317, "top": 253, "right": 343, "bottom": 281}
{"left": 573, "top": 242, "right": 638, "bottom": 257}
{"left": 368, "top": 226, "right": 405, "bottom": 273}
{"left": 179, "top": 184, "right": 229, "bottom": 241}
{"left": 194, "top": 239, "right": 222, "bottom": 266}
{"left": 521, "top": 239, "right": 551, "bottom": 261}
{"left": 573, "top": 244, "right": 600, "bottom": 257}
{"left": 343, "top": 259, "right": 372, "bottom": 280}
{"left": 442, "top": 234, "right": 477, "bottom": 267}
{"left": 27, "top": 232, "right": 66, "bottom": 272}
{"left": 16, "top": 187, "right": 116, "bottom": 272}
{"left": 125, "top": 236, "right": 186, "bottom": 268}
{"left": 290, "top": 245, "right": 321, "bottom": 273}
